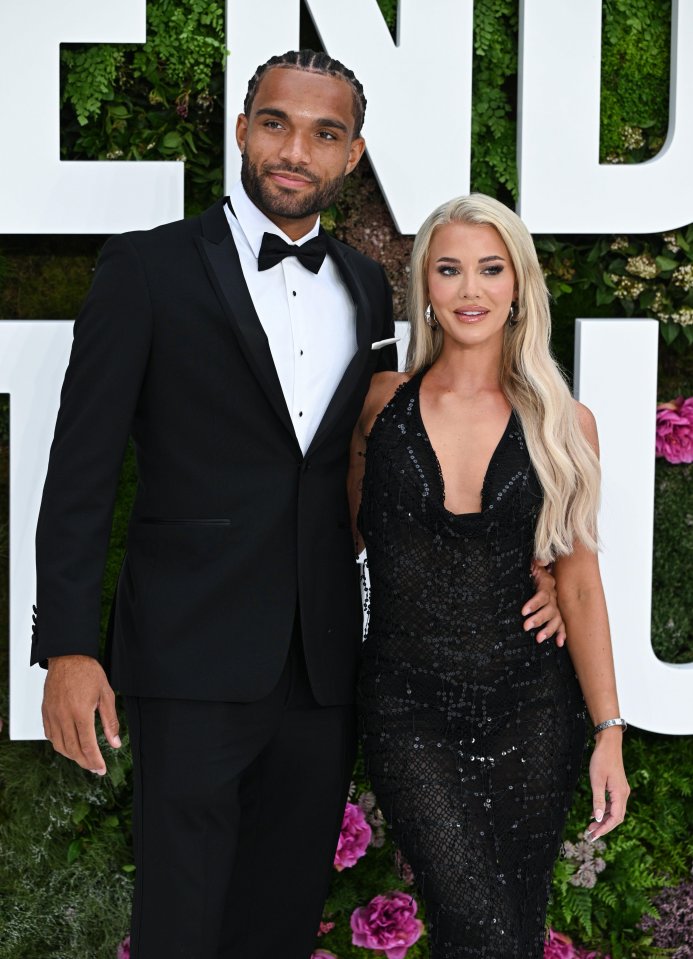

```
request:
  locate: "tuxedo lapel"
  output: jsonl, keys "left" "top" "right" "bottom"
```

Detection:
{"left": 195, "top": 201, "right": 300, "bottom": 451}
{"left": 305, "top": 234, "right": 373, "bottom": 457}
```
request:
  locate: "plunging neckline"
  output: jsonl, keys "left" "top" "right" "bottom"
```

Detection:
{"left": 414, "top": 370, "right": 515, "bottom": 518}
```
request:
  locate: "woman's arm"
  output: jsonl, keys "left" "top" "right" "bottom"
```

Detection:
{"left": 553, "top": 402, "right": 630, "bottom": 840}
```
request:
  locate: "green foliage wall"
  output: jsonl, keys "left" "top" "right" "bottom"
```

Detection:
{"left": 0, "top": 2, "right": 691, "bottom": 958}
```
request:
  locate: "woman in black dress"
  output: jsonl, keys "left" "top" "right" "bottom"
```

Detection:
{"left": 349, "top": 195, "right": 629, "bottom": 958}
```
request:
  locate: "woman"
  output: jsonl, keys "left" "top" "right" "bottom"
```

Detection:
{"left": 349, "top": 194, "right": 629, "bottom": 958}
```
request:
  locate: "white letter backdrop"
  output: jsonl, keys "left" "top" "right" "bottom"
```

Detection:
{"left": 1, "top": 0, "right": 691, "bottom": 737}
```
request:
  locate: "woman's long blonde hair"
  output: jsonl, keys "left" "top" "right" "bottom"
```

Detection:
{"left": 406, "top": 193, "right": 600, "bottom": 562}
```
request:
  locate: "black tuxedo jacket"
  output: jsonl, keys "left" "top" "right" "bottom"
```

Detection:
{"left": 30, "top": 198, "right": 397, "bottom": 704}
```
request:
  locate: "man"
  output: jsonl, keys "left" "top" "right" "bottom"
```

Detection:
{"left": 31, "top": 50, "right": 562, "bottom": 958}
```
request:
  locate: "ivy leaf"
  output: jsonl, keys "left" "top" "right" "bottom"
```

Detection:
{"left": 109, "top": 761, "right": 126, "bottom": 788}
{"left": 660, "top": 322, "right": 680, "bottom": 345}
{"left": 162, "top": 132, "right": 182, "bottom": 150}
{"left": 675, "top": 232, "right": 690, "bottom": 253}
{"left": 67, "top": 838, "right": 83, "bottom": 864}
{"left": 534, "top": 237, "right": 559, "bottom": 253}
{"left": 596, "top": 287, "right": 616, "bottom": 305}
{"left": 71, "top": 801, "right": 90, "bottom": 825}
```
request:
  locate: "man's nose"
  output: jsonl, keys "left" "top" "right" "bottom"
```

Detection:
{"left": 278, "top": 132, "right": 311, "bottom": 166}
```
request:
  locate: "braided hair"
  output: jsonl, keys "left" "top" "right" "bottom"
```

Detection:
{"left": 243, "top": 49, "right": 367, "bottom": 138}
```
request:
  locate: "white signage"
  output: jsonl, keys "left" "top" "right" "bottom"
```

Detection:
{"left": 0, "top": 323, "right": 74, "bottom": 741}
{"left": 518, "top": 0, "right": 693, "bottom": 233}
{"left": 574, "top": 320, "right": 693, "bottom": 735}
{"left": 2, "top": 0, "right": 691, "bottom": 234}
{"left": 0, "top": 0, "right": 183, "bottom": 234}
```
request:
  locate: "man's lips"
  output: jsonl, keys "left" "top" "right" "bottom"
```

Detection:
{"left": 267, "top": 171, "right": 315, "bottom": 189}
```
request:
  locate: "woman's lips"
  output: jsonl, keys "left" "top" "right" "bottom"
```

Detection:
{"left": 454, "top": 308, "right": 490, "bottom": 323}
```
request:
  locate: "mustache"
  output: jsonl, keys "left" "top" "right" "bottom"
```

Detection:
{"left": 262, "top": 164, "right": 320, "bottom": 185}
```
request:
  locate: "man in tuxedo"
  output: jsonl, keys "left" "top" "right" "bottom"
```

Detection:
{"left": 31, "top": 50, "right": 562, "bottom": 958}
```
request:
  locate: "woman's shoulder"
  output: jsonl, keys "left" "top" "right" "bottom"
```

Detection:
{"left": 573, "top": 399, "right": 599, "bottom": 454}
{"left": 360, "top": 371, "right": 411, "bottom": 435}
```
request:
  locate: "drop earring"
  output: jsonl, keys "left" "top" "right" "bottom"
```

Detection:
{"left": 425, "top": 303, "right": 438, "bottom": 329}
{"left": 508, "top": 302, "right": 518, "bottom": 326}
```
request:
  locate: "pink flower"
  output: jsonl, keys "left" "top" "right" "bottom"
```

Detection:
{"left": 544, "top": 929, "right": 575, "bottom": 959}
{"left": 116, "top": 935, "right": 130, "bottom": 959}
{"left": 317, "top": 920, "right": 336, "bottom": 936}
{"left": 311, "top": 952, "right": 338, "bottom": 959}
{"left": 655, "top": 397, "right": 693, "bottom": 463}
{"left": 544, "top": 929, "right": 610, "bottom": 959}
{"left": 334, "top": 802, "right": 372, "bottom": 871}
{"left": 351, "top": 891, "right": 424, "bottom": 959}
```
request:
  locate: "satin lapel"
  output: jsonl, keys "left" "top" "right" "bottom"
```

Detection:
{"left": 194, "top": 203, "right": 299, "bottom": 449}
{"left": 305, "top": 235, "right": 373, "bottom": 456}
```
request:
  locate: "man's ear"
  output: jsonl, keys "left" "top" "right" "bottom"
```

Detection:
{"left": 236, "top": 113, "right": 248, "bottom": 153}
{"left": 345, "top": 136, "right": 366, "bottom": 176}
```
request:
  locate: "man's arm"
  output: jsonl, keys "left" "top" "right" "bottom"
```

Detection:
{"left": 373, "top": 265, "right": 398, "bottom": 374}
{"left": 33, "top": 233, "right": 153, "bottom": 773}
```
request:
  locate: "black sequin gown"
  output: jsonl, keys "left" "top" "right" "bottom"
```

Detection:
{"left": 358, "top": 371, "right": 587, "bottom": 958}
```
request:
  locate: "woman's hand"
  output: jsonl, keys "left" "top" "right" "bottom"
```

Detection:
{"left": 586, "top": 728, "right": 630, "bottom": 841}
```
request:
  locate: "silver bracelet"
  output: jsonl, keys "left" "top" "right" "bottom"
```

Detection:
{"left": 593, "top": 717, "right": 628, "bottom": 736}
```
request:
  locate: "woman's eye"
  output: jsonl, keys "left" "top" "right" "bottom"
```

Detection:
{"left": 437, "top": 266, "right": 459, "bottom": 276}
{"left": 482, "top": 265, "right": 504, "bottom": 275}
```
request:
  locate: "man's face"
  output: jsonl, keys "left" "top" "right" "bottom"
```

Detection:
{"left": 236, "top": 67, "right": 365, "bottom": 221}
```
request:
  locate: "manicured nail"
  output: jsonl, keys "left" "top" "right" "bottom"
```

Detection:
{"left": 595, "top": 809, "right": 604, "bottom": 822}
{"left": 113, "top": 735, "right": 122, "bottom": 748}
{"left": 89, "top": 768, "right": 105, "bottom": 776}
{"left": 537, "top": 632, "right": 545, "bottom": 642}
{"left": 585, "top": 830, "right": 594, "bottom": 842}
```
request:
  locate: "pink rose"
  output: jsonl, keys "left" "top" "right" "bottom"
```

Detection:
{"left": 655, "top": 397, "right": 693, "bottom": 463}
{"left": 116, "top": 935, "right": 130, "bottom": 959}
{"left": 334, "top": 802, "right": 372, "bottom": 871}
{"left": 311, "top": 952, "right": 338, "bottom": 959}
{"left": 317, "top": 920, "right": 336, "bottom": 936}
{"left": 350, "top": 891, "right": 424, "bottom": 959}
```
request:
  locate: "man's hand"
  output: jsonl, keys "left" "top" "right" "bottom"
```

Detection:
{"left": 42, "top": 655, "right": 121, "bottom": 775}
{"left": 522, "top": 561, "right": 566, "bottom": 647}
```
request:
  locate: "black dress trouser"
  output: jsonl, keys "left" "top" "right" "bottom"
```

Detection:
{"left": 123, "top": 622, "right": 356, "bottom": 959}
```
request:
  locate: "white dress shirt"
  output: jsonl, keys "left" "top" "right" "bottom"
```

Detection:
{"left": 224, "top": 181, "right": 357, "bottom": 454}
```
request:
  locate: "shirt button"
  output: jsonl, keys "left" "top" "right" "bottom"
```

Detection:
{"left": 292, "top": 290, "right": 297, "bottom": 297}
{"left": 300, "top": 350, "right": 304, "bottom": 356}
{"left": 298, "top": 411, "right": 303, "bottom": 417}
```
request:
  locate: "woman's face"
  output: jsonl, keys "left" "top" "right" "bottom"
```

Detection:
{"left": 426, "top": 221, "right": 517, "bottom": 350}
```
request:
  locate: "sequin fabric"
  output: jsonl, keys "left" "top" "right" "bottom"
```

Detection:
{"left": 358, "top": 371, "right": 587, "bottom": 958}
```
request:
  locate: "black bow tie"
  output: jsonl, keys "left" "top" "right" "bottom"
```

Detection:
{"left": 257, "top": 231, "right": 328, "bottom": 274}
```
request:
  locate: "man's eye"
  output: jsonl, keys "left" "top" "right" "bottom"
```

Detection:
{"left": 317, "top": 131, "right": 337, "bottom": 140}
{"left": 264, "top": 121, "right": 283, "bottom": 129}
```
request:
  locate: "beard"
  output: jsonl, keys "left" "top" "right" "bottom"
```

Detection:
{"left": 241, "top": 152, "right": 346, "bottom": 220}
